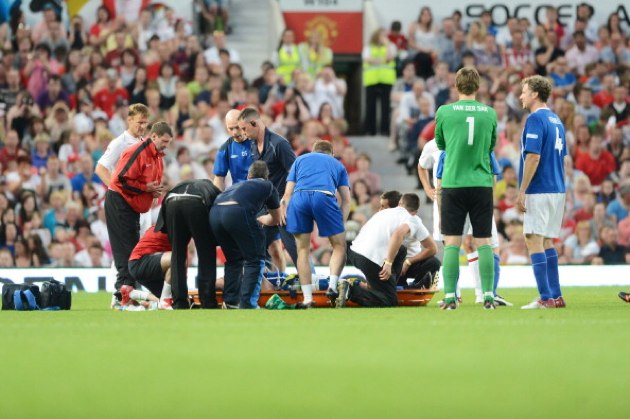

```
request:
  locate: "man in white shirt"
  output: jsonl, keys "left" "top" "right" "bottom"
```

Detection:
{"left": 565, "top": 30, "right": 599, "bottom": 76}
{"left": 203, "top": 30, "right": 240, "bottom": 71}
{"left": 337, "top": 193, "right": 428, "bottom": 307}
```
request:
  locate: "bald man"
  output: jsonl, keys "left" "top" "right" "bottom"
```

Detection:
{"left": 213, "top": 109, "right": 254, "bottom": 190}
{"left": 213, "top": 109, "right": 287, "bottom": 274}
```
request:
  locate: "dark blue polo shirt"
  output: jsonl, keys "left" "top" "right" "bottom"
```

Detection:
{"left": 250, "top": 128, "right": 296, "bottom": 196}
{"left": 215, "top": 178, "right": 280, "bottom": 213}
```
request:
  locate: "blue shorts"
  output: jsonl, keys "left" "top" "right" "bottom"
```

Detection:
{"left": 286, "top": 191, "right": 344, "bottom": 237}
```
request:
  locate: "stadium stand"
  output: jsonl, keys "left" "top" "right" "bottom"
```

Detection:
{"left": 0, "top": 0, "right": 628, "bottom": 271}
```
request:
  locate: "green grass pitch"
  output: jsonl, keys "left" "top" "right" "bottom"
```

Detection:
{"left": 1, "top": 287, "right": 629, "bottom": 419}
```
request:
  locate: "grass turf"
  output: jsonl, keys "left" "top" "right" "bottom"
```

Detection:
{"left": 0, "top": 287, "right": 628, "bottom": 419}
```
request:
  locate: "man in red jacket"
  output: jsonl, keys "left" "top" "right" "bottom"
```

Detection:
{"left": 105, "top": 121, "right": 172, "bottom": 295}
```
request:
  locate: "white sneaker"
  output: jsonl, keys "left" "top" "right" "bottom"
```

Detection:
{"left": 158, "top": 299, "right": 174, "bottom": 310}
{"left": 494, "top": 294, "right": 513, "bottom": 307}
{"left": 521, "top": 299, "right": 554, "bottom": 309}
{"left": 122, "top": 303, "right": 146, "bottom": 311}
{"left": 475, "top": 296, "right": 484, "bottom": 304}
{"left": 111, "top": 293, "right": 122, "bottom": 310}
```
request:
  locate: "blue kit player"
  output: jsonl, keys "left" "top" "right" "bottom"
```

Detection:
{"left": 210, "top": 161, "right": 281, "bottom": 309}
{"left": 517, "top": 75, "right": 568, "bottom": 309}
{"left": 213, "top": 109, "right": 253, "bottom": 190}
{"left": 281, "top": 140, "right": 351, "bottom": 308}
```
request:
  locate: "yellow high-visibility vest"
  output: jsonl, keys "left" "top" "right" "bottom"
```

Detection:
{"left": 363, "top": 45, "right": 396, "bottom": 86}
{"left": 277, "top": 45, "right": 301, "bottom": 84}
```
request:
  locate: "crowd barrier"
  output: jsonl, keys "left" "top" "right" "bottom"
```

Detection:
{"left": 0, "top": 265, "right": 628, "bottom": 292}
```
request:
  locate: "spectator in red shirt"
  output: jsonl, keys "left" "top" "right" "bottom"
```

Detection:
{"left": 93, "top": 68, "right": 130, "bottom": 118}
{"left": 388, "top": 20, "right": 408, "bottom": 52}
{"left": 592, "top": 74, "right": 616, "bottom": 108}
{"left": 575, "top": 130, "right": 616, "bottom": 187}
{"left": 0, "top": 130, "right": 28, "bottom": 171}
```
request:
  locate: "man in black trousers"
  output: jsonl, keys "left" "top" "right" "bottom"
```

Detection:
{"left": 155, "top": 179, "right": 221, "bottom": 309}
{"left": 209, "top": 161, "right": 281, "bottom": 309}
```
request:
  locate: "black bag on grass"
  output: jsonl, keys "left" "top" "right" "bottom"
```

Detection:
{"left": 40, "top": 279, "right": 72, "bottom": 310}
{"left": 2, "top": 283, "right": 41, "bottom": 310}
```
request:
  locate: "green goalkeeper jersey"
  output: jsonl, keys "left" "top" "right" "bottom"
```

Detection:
{"left": 434, "top": 99, "right": 497, "bottom": 188}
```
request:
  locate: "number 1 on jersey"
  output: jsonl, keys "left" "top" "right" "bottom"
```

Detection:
{"left": 466, "top": 116, "right": 474, "bottom": 145}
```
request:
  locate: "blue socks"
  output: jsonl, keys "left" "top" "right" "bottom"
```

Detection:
{"left": 531, "top": 252, "right": 550, "bottom": 300}
{"left": 545, "top": 247, "right": 561, "bottom": 299}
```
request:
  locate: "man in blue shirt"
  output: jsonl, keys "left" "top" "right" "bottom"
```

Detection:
{"left": 213, "top": 109, "right": 253, "bottom": 190}
{"left": 517, "top": 75, "right": 568, "bottom": 309}
{"left": 281, "top": 140, "right": 351, "bottom": 308}
{"left": 210, "top": 161, "right": 281, "bottom": 309}
{"left": 238, "top": 108, "right": 298, "bottom": 272}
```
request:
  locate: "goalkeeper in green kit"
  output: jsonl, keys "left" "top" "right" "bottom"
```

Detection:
{"left": 435, "top": 66, "right": 497, "bottom": 310}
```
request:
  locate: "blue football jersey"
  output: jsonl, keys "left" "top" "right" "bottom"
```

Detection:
{"left": 213, "top": 138, "right": 253, "bottom": 184}
{"left": 519, "top": 108, "right": 567, "bottom": 194}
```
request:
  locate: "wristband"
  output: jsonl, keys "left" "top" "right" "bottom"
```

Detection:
{"left": 404, "top": 259, "right": 412, "bottom": 267}
{"left": 383, "top": 260, "right": 392, "bottom": 266}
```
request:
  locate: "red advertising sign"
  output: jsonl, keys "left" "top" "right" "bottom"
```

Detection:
{"left": 282, "top": 12, "right": 363, "bottom": 54}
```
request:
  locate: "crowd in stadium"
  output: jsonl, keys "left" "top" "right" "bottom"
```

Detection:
{"left": 0, "top": 1, "right": 628, "bottom": 269}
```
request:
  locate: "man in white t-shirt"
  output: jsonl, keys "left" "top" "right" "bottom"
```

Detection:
{"left": 95, "top": 103, "right": 152, "bottom": 235}
{"left": 337, "top": 193, "right": 427, "bottom": 308}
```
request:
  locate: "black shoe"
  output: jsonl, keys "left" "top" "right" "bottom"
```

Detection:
{"left": 295, "top": 301, "right": 313, "bottom": 309}
{"left": 221, "top": 302, "right": 239, "bottom": 309}
{"left": 618, "top": 292, "right": 630, "bottom": 303}
{"left": 326, "top": 288, "right": 338, "bottom": 307}
{"left": 335, "top": 281, "right": 349, "bottom": 308}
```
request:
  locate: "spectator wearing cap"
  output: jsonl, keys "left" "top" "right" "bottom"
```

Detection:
{"left": 566, "top": 30, "right": 600, "bottom": 76}
{"left": 93, "top": 68, "right": 130, "bottom": 118}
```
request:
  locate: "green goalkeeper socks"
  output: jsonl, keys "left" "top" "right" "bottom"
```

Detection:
{"left": 442, "top": 245, "right": 460, "bottom": 295}
{"left": 477, "top": 244, "right": 495, "bottom": 294}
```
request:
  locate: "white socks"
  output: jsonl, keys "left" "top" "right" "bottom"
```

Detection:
{"left": 468, "top": 251, "right": 483, "bottom": 299}
{"left": 329, "top": 275, "right": 339, "bottom": 292}
{"left": 302, "top": 284, "right": 313, "bottom": 303}
{"left": 160, "top": 283, "right": 172, "bottom": 301}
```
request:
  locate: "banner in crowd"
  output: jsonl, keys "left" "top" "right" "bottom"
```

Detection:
{"left": 280, "top": 0, "right": 363, "bottom": 54}
{"left": 372, "top": 0, "right": 629, "bottom": 29}
{"left": 0, "top": 266, "right": 629, "bottom": 293}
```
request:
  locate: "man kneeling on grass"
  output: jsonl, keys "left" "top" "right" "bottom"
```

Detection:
{"left": 337, "top": 193, "right": 433, "bottom": 308}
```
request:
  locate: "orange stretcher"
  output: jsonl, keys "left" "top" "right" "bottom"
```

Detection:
{"left": 188, "top": 289, "right": 438, "bottom": 308}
